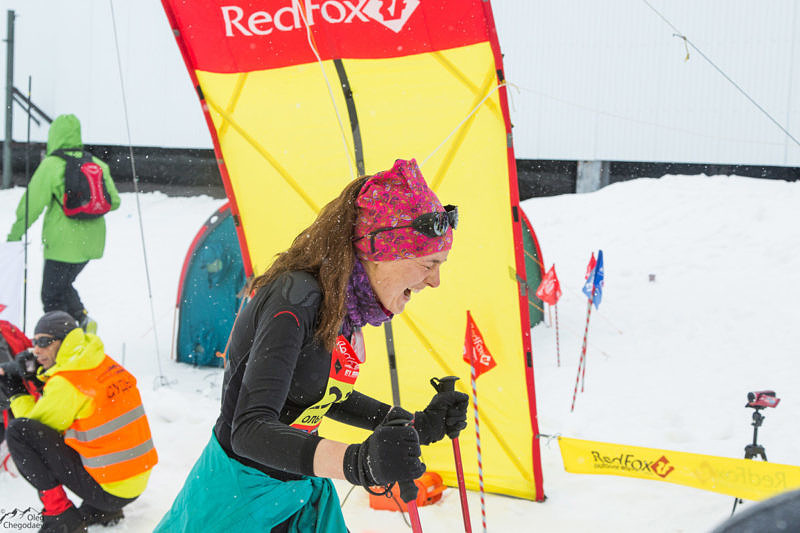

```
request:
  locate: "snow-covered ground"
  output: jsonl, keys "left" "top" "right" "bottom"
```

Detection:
{"left": 1, "top": 174, "right": 799, "bottom": 532}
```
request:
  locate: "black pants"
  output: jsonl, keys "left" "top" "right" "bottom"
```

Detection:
{"left": 42, "top": 260, "right": 88, "bottom": 322}
{"left": 6, "top": 418, "right": 136, "bottom": 512}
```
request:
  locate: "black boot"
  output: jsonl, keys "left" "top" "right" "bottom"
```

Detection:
{"left": 78, "top": 503, "right": 124, "bottom": 527}
{"left": 39, "top": 506, "right": 87, "bottom": 533}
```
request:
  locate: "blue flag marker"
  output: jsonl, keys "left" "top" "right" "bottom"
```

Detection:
{"left": 582, "top": 265, "right": 595, "bottom": 300}
{"left": 582, "top": 250, "right": 604, "bottom": 308}
{"left": 592, "top": 250, "right": 604, "bottom": 308}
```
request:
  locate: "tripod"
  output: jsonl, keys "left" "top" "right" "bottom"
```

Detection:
{"left": 730, "top": 408, "right": 768, "bottom": 515}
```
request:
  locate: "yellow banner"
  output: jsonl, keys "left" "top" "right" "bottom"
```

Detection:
{"left": 558, "top": 437, "right": 800, "bottom": 501}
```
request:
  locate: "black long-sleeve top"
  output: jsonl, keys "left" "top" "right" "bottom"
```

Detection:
{"left": 213, "top": 271, "right": 391, "bottom": 481}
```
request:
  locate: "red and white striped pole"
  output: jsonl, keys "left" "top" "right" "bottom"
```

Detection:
{"left": 554, "top": 303, "right": 561, "bottom": 367}
{"left": 570, "top": 298, "right": 593, "bottom": 412}
{"left": 470, "top": 360, "right": 488, "bottom": 533}
{"left": 580, "top": 301, "right": 595, "bottom": 392}
{"left": 580, "top": 322, "right": 588, "bottom": 393}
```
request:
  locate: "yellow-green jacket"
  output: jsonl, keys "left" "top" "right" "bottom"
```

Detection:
{"left": 11, "top": 328, "right": 151, "bottom": 498}
{"left": 6, "top": 114, "right": 121, "bottom": 263}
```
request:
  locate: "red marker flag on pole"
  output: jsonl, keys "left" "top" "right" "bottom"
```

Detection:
{"left": 463, "top": 311, "right": 495, "bottom": 532}
{"left": 464, "top": 311, "right": 497, "bottom": 378}
{"left": 572, "top": 250, "right": 603, "bottom": 411}
{"left": 536, "top": 265, "right": 562, "bottom": 366}
{"left": 535, "top": 265, "right": 562, "bottom": 306}
{"left": 584, "top": 252, "right": 597, "bottom": 280}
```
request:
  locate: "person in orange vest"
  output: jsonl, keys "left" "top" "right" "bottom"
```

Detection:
{"left": 0, "top": 311, "right": 157, "bottom": 533}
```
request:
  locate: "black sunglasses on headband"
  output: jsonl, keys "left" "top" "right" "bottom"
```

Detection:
{"left": 355, "top": 204, "right": 458, "bottom": 254}
{"left": 32, "top": 336, "right": 58, "bottom": 348}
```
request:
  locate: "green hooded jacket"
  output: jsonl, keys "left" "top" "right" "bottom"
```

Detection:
{"left": 6, "top": 114, "right": 121, "bottom": 263}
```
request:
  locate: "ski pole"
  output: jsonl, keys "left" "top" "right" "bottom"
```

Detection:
{"left": 22, "top": 78, "right": 32, "bottom": 332}
{"left": 398, "top": 480, "right": 423, "bottom": 533}
{"left": 431, "top": 376, "right": 472, "bottom": 533}
{"left": 384, "top": 414, "right": 424, "bottom": 533}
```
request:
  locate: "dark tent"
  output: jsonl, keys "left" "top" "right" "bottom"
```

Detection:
{"left": 174, "top": 203, "right": 245, "bottom": 367}
{"left": 521, "top": 210, "right": 546, "bottom": 328}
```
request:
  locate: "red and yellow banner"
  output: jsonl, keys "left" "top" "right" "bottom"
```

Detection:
{"left": 559, "top": 437, "right": 800, "bottom": 501}
{"left": 165, "top": 0, "right": 491, "bottom": 72}
{"left": 162, "top": 0, "right": 543, "bottom": 500}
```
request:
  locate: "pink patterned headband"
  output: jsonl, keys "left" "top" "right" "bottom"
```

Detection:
{"left": 353, "top": 159, "right": 454, "bottom": 261}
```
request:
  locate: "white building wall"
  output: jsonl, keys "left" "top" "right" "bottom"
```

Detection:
{"left": 2, "top": 1, "right": 212, "bottom": 149}
{"left": 493, "top": 0, "right": 800, "bottom": 166}
{"left": 2, "top": 0, "right": 799, "bottom": 167}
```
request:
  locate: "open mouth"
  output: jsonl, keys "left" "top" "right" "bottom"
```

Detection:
{"left": 403, "top": 288, "right": 411, "bottom": 299}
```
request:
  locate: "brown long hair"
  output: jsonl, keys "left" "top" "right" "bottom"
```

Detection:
{"left": 248, "top": 176, "right": 369, "bottom": 350}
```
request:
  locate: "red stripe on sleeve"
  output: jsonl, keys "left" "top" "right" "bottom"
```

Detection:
{"left": 273, "top": 310, "right": 301, "bottom": 327}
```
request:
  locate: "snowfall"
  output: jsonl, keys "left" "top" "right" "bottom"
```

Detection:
{"left": 1, "top": 174, "right": 799, "bottom": 533}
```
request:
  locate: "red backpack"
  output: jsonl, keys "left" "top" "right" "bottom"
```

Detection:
{"left": 51, "top": 149, "right": 112, "bottom": 219}
{"left": 0, "top": 320, "right": 31, "bottom": 356}
{"left": 0, "top": 321, "right": 40, "bottom": 414}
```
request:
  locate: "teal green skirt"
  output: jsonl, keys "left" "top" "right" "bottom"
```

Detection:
{"left": 155, "top": 434, "right": 348, "bottom": 532}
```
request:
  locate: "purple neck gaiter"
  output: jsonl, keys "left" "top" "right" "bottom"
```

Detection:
{"left": 342, "top": 259, "right": 391, "bottom": 339}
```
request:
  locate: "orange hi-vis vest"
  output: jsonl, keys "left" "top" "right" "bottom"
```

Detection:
{"left": 58, "top": 355, "right": 158, "bottom": 484}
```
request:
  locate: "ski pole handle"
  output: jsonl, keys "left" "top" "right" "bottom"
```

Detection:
{"left": 430, "top": 375, "right": 459, "bottom": 394}
{"left": 431, "top": 375, "right": 463, "bottom": 440}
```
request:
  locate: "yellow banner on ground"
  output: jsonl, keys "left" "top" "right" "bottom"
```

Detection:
{"left": 558, "top": 437, "right": 800, "bottom": 501}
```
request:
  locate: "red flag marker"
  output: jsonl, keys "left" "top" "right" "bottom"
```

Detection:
{"left": 536, "top": 265, "right": 562, "bottom": 306}
{"left": 536, "top": 265, "right": 562, "bottom": 366}
{"left": 463, "top": 311, "right": 496, "bottom": 533}
{"left": 584, "top": 252, "right": 596, "bottom": 280}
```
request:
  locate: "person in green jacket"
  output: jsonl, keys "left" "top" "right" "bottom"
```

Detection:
{"left": 6, "top": 114, "right": 120, "bottom": 332}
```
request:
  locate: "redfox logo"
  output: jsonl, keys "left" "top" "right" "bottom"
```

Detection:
{"left": 365, "top": 0, "right": 419, "bottom": 32}
{"left": 221, "top": 0, "right": 420, "bottom": 36}
{"left": 378, "top": 0, "right": 406, "bottom": 20}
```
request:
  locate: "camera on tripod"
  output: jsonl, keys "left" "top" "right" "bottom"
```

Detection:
{"left": 745, "top": 390, "right": 780, "bottom": 409}
{"left": 731, "top": 389, "right": 780, "bottom": 515}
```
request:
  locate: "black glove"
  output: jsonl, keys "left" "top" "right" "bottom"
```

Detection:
{"left": 14, "top": 350, "right": 41, "bottom": 381}
{"left": 343, "top": 408, "right": 426, "bottom": 487}
{"left": 414, "top": 390, "right": 469, "bottom": 445}
{"left": 0, "top": 361, "right": 26, "bottom": 399}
